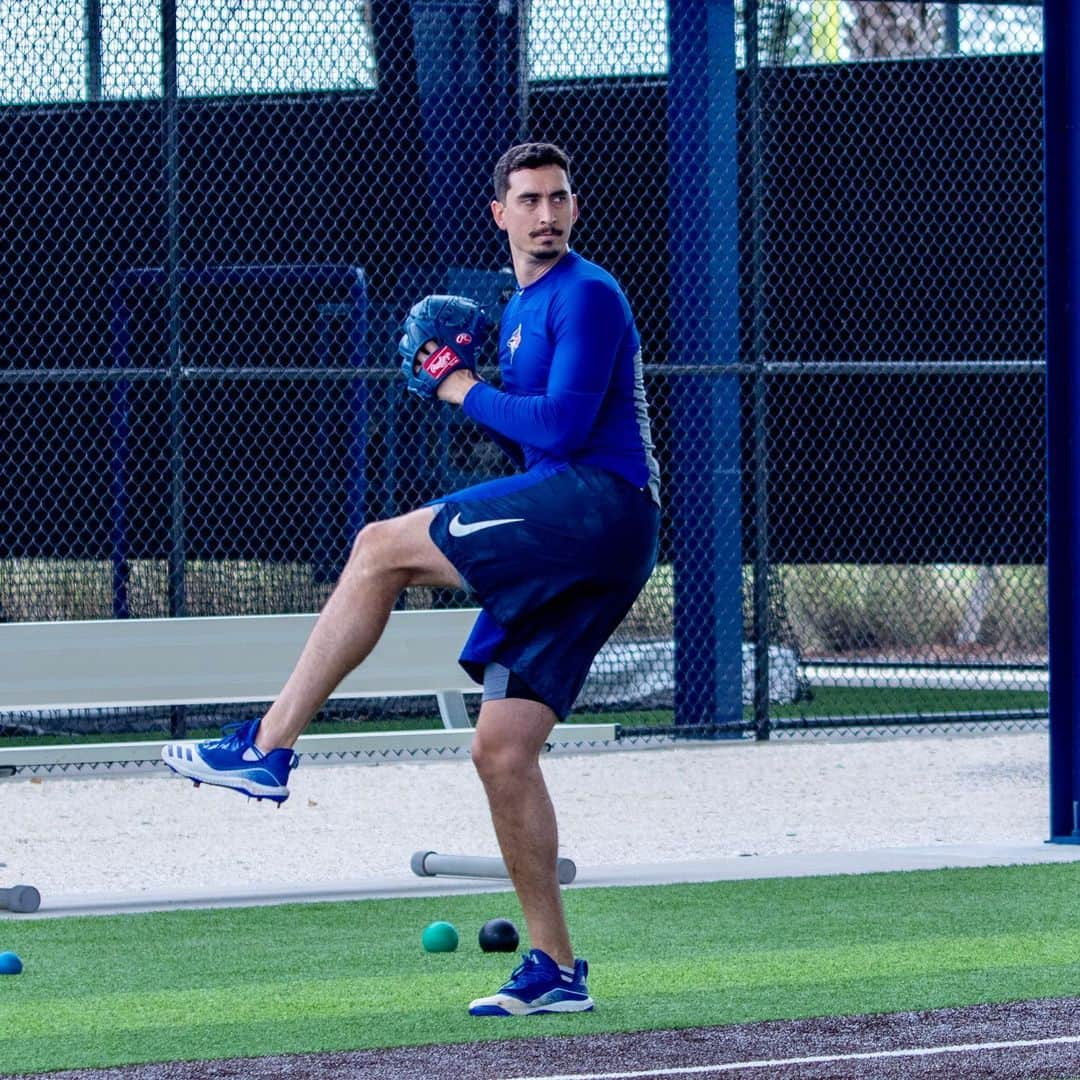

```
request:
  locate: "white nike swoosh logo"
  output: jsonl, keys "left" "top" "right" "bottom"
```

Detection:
{"left": 448, "top": 513, "right": 525, "bottom": 537}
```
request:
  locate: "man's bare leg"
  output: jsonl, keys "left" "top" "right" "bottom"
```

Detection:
{"left": 255, "top": 506, "right": 462, "bottom": 752}
{"left": 470, "top": 698, "right": 574, "bottom": 968}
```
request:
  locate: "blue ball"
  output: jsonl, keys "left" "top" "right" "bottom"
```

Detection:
{"left": 0, "top": 951, "right": 23, "bottom": 975}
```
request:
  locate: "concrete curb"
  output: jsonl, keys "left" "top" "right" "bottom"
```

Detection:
{"left": 7, "top": 840, "right": 1080, "bottom": 919}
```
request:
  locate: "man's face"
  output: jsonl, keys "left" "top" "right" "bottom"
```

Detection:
{"left": 491, "top": 165, "right": 579, "bottom": 266}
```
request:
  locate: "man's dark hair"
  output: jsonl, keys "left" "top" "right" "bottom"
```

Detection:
{"left": 493, "top": 142, "right": 573, "bottom": 202}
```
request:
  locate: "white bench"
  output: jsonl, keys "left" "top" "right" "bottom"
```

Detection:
{"left": 0, "top": 610, "right": 618, "bottom": 911}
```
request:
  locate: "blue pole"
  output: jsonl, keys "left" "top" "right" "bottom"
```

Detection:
{"left": 313, "top": 303, "right": 336, "bottom": 584}
{"left": 162, "top": 0, "right": 185, "bottom": 621}
{"left": 347, "top": 270, "right": 370, "bottom": 542}
{"left": 1044, "top": 0, "right": 1080, "bottom": 842}
{"left": 108, "top": 283, "right": 131, "bottom": 619}
{"left": 410, "top": 0, "right": 520, "bottom": 267}
{"left": 668, "top": 0, "right": 743, "bottom": 730}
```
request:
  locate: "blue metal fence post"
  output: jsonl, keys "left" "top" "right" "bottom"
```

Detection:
{"left": 108, "top": 283, "right": 132, "bottom": 619}
{"left": 347, "top": 269, "right": 370, "bottom": 543}
{"left": 410, "top": 0, "right": 521, "bottom": 266}
{"left": 1043, "top": 0, "right": 1080, "bottom": 842}
{"left": 162, "top": 0, "right": 185, "bottom": 622}
{"left": 668, "top": 0, "right": 744, "bottom": 730}
{"left": 312, "top": 269, "right": 368, "bottom": 579}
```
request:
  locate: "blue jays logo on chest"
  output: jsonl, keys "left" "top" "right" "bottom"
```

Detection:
{"left": 507, "top": 323, "right": 522, "bottom": 364}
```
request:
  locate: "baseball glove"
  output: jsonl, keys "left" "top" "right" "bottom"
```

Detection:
{"left": 398, "top": 294, "right": 493, "bottom": 399}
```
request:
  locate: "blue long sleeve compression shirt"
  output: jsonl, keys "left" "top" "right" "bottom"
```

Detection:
{"left": 461, "top": 250, "right": 660, "bottom": 504}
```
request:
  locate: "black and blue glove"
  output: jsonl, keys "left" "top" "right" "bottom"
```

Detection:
{"left": 398, "top": 294, "right": 493, "bottom": 400}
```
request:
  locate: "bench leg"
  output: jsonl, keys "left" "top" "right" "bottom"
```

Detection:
{"left": 436, "top": 691, "right": 470, "bottom": 729}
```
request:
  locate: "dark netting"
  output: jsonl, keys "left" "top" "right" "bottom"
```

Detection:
{"left": 740, "top": 1, "right": 1045, "bottom": 736}
{"left": 0, "top": 2, "right": 1047, "bottom": 742}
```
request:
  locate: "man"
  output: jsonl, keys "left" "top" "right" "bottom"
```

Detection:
{"left": 161, "top": 142, "right": 660, "bottom": 1016}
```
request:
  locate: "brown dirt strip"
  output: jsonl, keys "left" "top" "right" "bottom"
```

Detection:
{"left": 9, "top": 997, "right": 1079, "bottom": 1080}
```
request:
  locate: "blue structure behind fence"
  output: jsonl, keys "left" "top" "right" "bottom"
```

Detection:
{"left": 1042, "top": 0, "right": 1079, "bottom": 843}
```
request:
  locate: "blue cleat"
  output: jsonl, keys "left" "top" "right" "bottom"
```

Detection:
{"left": 468, "top": 948, "right": 594, "bottom": 1016}
{"left": 160, "top": 718, "right": 298, "bottom": 804}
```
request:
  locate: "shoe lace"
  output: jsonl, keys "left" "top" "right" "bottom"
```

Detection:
{"left": 503, "top": 951, "right": 549, "bottom": 992}
{"left": 207, "top": 720, "right": 299, "bottom": 772}
{"left": 208, "top": 720, "right": 258, "bottom": 754}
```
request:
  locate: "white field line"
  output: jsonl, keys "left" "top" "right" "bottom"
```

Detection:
{"left": 499, "top": 1033, "right": 1080, "bottom": 1080}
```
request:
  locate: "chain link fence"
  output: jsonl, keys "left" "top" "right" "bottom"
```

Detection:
{"left": 0, "top": 1, "right": 1047, "bottom": 740}
{"left": 741, "top": 1, "right": 1045, "bottom": 736}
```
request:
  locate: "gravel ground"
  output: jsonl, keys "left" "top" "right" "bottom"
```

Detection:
{"left": 9, "top": 998, "right": 1080, "bottom": 1079}
{"left": 0, "top": 729, "right": 1056, "bottom": 900}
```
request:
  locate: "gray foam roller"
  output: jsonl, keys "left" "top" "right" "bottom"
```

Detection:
{"left": 0, "top": 885, "right": 41, "bottom": 913}
{"left": 410, "top": 851, "right": 576, "bottom": 883}
{"left": 410, "top": 850, "right": 437, "bottom": 877}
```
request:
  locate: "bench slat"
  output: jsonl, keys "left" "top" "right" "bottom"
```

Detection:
{"left": 0, "top": 610, "right": 480, "bottom": 711}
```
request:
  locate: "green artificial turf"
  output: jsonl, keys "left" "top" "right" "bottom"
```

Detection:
{"left": 1, "top": 862, "right": 1078, "bottom": 1074}
{"left": 766, "top": 686, "right": 1048, "bottom": 722}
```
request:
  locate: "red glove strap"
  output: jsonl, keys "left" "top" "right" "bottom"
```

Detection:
{"left": 421, "top": 344, "right": 463, "bottom": 382}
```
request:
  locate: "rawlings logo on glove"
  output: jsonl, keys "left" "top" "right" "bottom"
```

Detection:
{"left": 398, "top": 294, "right": 493, "bottom": 400}
{"left": 422, "top": 344, "right": 461, "bottom": 381}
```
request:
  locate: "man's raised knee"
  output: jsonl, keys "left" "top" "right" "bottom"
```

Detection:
{"left": 344, "top": 508, "right": 460, "bottom": 591}
{"left": 346, "top": 520, "right": 391, "bottom": 570}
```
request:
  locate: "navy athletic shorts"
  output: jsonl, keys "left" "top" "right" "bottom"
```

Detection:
{"left": 428, "top": 462, "right": 660, "bottom": 720}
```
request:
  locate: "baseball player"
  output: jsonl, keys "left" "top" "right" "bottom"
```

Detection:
{"left": 162, "top": 142, "right": 660, "bottom": 1016}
